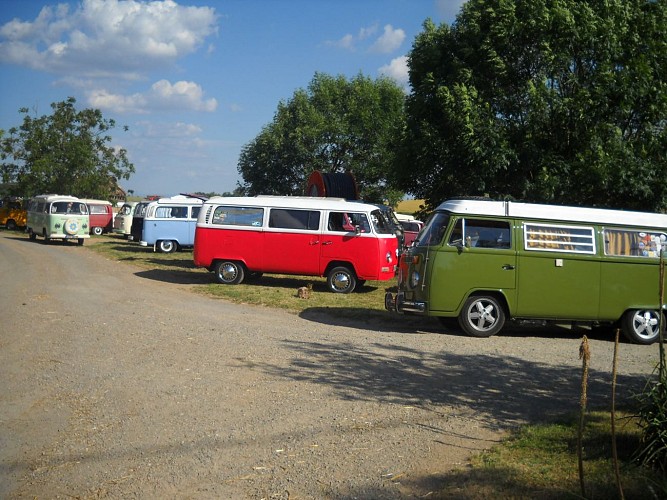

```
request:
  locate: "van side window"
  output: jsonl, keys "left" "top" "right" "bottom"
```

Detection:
{"left": 269, "top": 209, "right": 320, "bottom": 231}
{"left": 524, "top": 223, "right": 595, "bottom": 254}
{"left": 454, "top": 218, "right": 511, "bottom": 249}
{"left": 191, "top": 206, "right": 201, "bottom": 219}
{"left": 604, "top": 228, "right": 666, "bottom": 257}
{"left": 212, "top": 206, "right": 264, "bottom": 226}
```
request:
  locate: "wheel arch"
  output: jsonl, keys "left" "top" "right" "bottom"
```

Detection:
{"left": 456, "top": 289, "right": 511, "bottom": 318}
{"left": 323, "top": 260, "right": 357, "bottom": 278}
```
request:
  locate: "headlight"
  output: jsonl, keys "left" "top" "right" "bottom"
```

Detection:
{"left": 410, "top": 271, "right": 420, "bottom": 288}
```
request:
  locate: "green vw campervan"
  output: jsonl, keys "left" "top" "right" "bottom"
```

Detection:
{"left": 386, "top": 199, "right": 667, "bottom": 344}
{"left": 26, "top": 194, "right": 90, "bottom": 245}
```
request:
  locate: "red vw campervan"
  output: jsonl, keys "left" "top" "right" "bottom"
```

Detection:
{"left": 81, "top": 199, "right": 114, "bottom": 235}
{"left": 194, "top": 196, "right": 398, "bottom": 293}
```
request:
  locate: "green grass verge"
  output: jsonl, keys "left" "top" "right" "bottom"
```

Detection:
{"left": 85, "top": 234, "right": 417, "bottom": 319}
{"left": 435, "top": 411, "right": 666, "bottom": 499}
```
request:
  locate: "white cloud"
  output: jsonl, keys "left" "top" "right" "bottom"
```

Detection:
{"left": 327, "top": 24, "right": 378, "bottom": 51}
{"left": 87, "top": 79, "right": 218, "bottom": 114}
{"left": 369, "top": 25, "right": 405, "bottom": 54}
{"left": 328, "top": 23, "right": 404, "bottom": 54}
{"left": 0, "top": 0, "right": 218, "bottom": 78}
{"left": 379, "top": 55, "right": 409, "bottom": 89}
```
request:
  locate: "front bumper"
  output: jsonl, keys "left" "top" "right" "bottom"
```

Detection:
{"left": 384, "top": 291, "right": 426, "bottom": 314}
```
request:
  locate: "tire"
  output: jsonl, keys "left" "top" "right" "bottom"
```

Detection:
{"left": 64, "top": 219, "right": 79, "bottom": 235}
{"left": 6, "top": 219, "right": 16, "bottom": 231}
{"left": 214, "top": 260, "right": 245, "bottom": 285}
{"left": 158, "top": 240, "right": 177, "bottom": 253}
{"left": 622, "top": 309, "right": 662, "bottom": 345}
{"left": 78, "top": 239, "right": 84, "bottom": 246}
{"left": 92, "top": 226, "right": 103, "bottom": 236}
{"left": 29, "top": 230, "right": 36, "bottom": 241}
{"left": 458, "top": 295, "right": 506, "bottom": 338}
{"left": 327, "top": 266, "right": 357, "bottom": 293}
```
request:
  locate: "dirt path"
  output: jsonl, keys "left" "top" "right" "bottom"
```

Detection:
{"left": 0, "top": 231, "right": 659, "bottom": 499}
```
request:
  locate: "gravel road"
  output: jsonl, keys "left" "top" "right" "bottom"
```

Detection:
{"left": 0, "top": 230, "right": 660, "bottom": 499}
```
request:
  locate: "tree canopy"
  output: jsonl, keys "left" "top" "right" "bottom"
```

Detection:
{"left": 394, "top": 0, "right": 667, "bottom": 212}
{"left": 237, "top": 72, "right": 406, "bottom": 205}
{"left": 1, "top": 97, "right": 135, "bottom": 200}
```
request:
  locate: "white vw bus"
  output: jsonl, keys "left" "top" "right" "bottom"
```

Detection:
{"left": 26, "top": 194, "right": 90, "bottom": 245}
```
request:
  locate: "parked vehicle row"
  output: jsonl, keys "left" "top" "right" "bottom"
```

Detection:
{"left": 16, "top": 191, "right": 667, "bottom": 345}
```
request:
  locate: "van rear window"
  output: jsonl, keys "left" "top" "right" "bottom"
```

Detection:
{"left": 604, "top": 228, "right": 666, "bottom": 258}
{"left": 212, "top": 206, "right": 263, "bottom": 226}
{"left": 524, "top": 223, "right": 595, "bottom": 254}
{"left": 89, "top": 205, "right": 109, "bottom": 214}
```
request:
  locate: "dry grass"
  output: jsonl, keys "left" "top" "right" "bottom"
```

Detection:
{"left": 395, "top": 198, "right": 426, "bottom": 216}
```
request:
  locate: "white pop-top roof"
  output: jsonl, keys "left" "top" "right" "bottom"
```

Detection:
{"left": 152, "top": 195, "right": 204, "bottom": 205}
{"left": 205, "top": 195, "right": 384, "bottom": 213}
{"left": 79, "top": 198, "right": 112, "bottom": 205}
{"left": 32, "top": 194, "right": 81, "bottom": 202}
{"left": 437, "top": 199, "right": 667, "bottom": 228}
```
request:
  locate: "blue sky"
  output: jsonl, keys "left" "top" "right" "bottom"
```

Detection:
{"left": 0, "top": 0, "right": 466, "bottom": 197}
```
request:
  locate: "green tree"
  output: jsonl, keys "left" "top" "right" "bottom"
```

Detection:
{"left": 395, "top": 0, "right": 667, "bottom": 212}
{"left": 238, "top": 72, "right": 406, "bottom": 205}
{"left": 1, "top": 97, "right": 135, "bottom": 199}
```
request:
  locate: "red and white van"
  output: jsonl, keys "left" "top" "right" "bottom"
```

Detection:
{"left": 81, "top": 199, "right": 114, "bottom": 235}
{"left": 194, "top": 196, "right": 399, "bottom": 293}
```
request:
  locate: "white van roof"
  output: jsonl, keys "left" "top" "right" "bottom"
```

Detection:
{"left": 79, "top": 198, "right": 112, "bottom": 205}
{"left": 31, "top": 194, "right": 81, "bottom": 202}
{"left": 437, "top": 199, "right": 667, "bottom": 228}
{"left": 205, "top": 195, "right": 384, "bottom": 213}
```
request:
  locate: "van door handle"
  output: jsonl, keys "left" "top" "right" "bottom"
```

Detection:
{"left": 321, "top": 241, "right": 332, "bottom": 246}
{"left": 502, "top": 264, "right": 515, "bottom": 270}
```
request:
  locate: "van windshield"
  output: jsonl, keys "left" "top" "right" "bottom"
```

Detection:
{"left": 414, "top": 212, "right": 450, "bottom": 247}
{"left": 50, "top": 201, "right": 88, "bottom": 215}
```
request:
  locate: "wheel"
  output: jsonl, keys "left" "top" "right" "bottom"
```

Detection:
{"left": 92, "top": 226, "right": 103, "bottom": 236}
{"left": 458, "top": 295, "right": 506, "bottom": 337}
{"left": 78, "top": 238, "right": 84, "bottom": 246}
{"left": 214, "top": 260, "right": 245, "bottom": 285}
{"left": 622, "top": 309, "right": 662, "bottom": 345}
{"left": 327, "top": 266, "right": 357, "bottom": 293}
{"left": 158, "top": 240, "right": 177, "bottom": 253}
{"left": 6, "top": 219, "right": 16, "bottom": 230}
{"left": 29, "top": 230, "right": 36, "bottom": 241}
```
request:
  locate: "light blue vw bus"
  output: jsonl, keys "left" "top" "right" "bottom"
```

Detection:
{"left": 139, "top": 195, "right": 204, "bottom": 252}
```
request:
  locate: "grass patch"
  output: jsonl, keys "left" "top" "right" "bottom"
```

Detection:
{"left": 86, "top": 234, "right": 400, "bottom": 315}
{"left": 435, "top": 411, "right": 667, "bottom": 499}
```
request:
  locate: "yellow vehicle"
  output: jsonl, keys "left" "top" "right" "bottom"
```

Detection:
{"left": 0, "top": 199, "right": 27, "bottom": 230}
